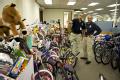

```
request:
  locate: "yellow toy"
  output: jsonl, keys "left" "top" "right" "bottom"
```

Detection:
{"left": 33, "top": 25, "right": 39, "bottom": 34}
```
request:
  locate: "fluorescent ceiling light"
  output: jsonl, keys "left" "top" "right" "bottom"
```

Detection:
{"left": 109, "top": 9, "right": 119, "bottom": 11}
{"left": 87, "top": 11, "right": 94, "bottom": 13}
{"left": 88, "top": 2, "right": 99, "bottom": 6}
{"left": 95, "top": 8, "right": 103, "bottom": 11}
{"left": 44, "top": 0, "right": 52, "bottom": 4}
{"left": 107, "top": 4, "right": 120, "bottom": 7}
{"left": 81, "top": 8, "right": 88, "bottom": 10}
{"left": 67, "top": 0, "right": 76, "bottom": 5}
{"left": 67, "top": 2, "right": 76, "bottom": 5}
{"left": 75, "top": 11, "right": 81, "bottom": 12}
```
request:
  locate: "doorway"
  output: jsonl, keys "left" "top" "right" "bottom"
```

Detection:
{"left": 64, "top": 11, "right": 72, "bottom": 28}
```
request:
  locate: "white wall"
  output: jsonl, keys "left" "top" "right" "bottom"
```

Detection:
{"left": 0, "top": 0, "right": 40, "bottom": 24}
{"left": 43, "top": 9, "right": 64, "bottom": 27}
{"left": 15, "top": 0, "right": 40, "bottom": 24}
{"left": 43, "top": 9, "right": 74, "bottom": 28}
{"left": 0, "top": 0, "right": 15, "bottom": 15}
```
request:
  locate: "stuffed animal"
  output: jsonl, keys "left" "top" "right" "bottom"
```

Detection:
{"left": 0, "top": 3, "right": 25, "bottom": 37}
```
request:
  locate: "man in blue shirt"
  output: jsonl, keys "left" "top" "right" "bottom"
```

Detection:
{"left": 69, "top": 15, "right": 86, "bottom": 54}
{"left": 81, "top": 15, "right": 102, "bottom": 64}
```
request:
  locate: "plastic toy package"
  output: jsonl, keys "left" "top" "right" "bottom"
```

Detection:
{"left": 9, "top": 57, "right": 29, "bottom": 78}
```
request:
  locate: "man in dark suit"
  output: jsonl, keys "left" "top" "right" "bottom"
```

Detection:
{"left": 81, "top": 15, "right": 102, "bottom": 64}
{"left": 70, "top": 15, "right": 86, "bottom": 54}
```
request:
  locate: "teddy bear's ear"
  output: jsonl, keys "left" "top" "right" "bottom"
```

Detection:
{"left": 10, "top": 3, "right": 16, "bottom": 7}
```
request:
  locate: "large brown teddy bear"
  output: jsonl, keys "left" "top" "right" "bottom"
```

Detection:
{"left": 0, "top": 3, "right": 25, "bottom": 37}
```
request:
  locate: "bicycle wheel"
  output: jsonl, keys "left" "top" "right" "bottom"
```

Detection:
{"left": 55, "top": 61, "right": 68, "bottom": 80}
{"left": 50, "top": 47, "right": 60, "bottom": 55}
{"left": 43, "top": 62, "right": 55, "bottom": 74}
{"left": 92, "top": 41, "right": 98, "bottom": 54}
{"left": 101, "top": 48, "right": 112, "bottom": 65}
{"left": 34, "top": 70, "right": 54, "bottom": 80}
{"left": 94, "top": 44, "right": 103, "bottom": 63}
{"left": 111, "top": 50, "right": 119, "bottom": 70}
{"left": 47, "top": 55, "right": 59, "bottom": 61}
{"left": 66, "top": 52, "right": 78, "bottom": 68}
{"left": 49, "top": 50, "right": 58, "bottom": 56}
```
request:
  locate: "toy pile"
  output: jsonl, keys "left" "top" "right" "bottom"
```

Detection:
{"left": 29, "top": 20, "right": 80, "bottom": 80}
{"left": 0, "top": 3, "right": 33, "bottom": 80}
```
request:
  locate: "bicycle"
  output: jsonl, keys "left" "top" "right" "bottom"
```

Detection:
{"left": 55, "top": 56, "right": 79, "bottom": 80}
{"left": 60, "top": 48, "right": 80, "bottom": 68}
{"left": 31, "top": 46, "right": 54, "bottom": 80}
{"left": 101, "top": 40, "right": 113, "bottom": 65}
{"left": 43, "top": 50, "right": 79, "bottom": 80}
{"left": 93, "top": 39, "right": 105, "bottom": 64}
{"left": 93, "top": 35, "right": 113, "bottom": 65}
{"left": 60, "top": 34, "right": 79, "bottom": 68}
{"left": 33, "top": 33, "right": 79, "bottom": 79}
{"left": 32, "top": 46, "right": 56, "bottom": 75}
{"left": 111, "top": 36, "right": 120, "bottom": 71}
{"left": 34, "top": 58, "right": 54, "bottom": 80}
{"left": 38, "top": 47, "right": 79, "bottom": 80}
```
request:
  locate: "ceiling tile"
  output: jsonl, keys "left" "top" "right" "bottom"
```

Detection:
{"left": 37, "top": 0, "right": 120, "bottom": 16}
